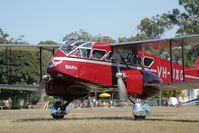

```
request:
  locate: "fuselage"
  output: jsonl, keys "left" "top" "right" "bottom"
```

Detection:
{"left": 45, "top": 41, "right": 199, "bottom": 100}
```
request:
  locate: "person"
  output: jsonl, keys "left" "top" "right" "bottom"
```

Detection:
{"left": 88, "top": 96, "right": 93, "bottom": 108}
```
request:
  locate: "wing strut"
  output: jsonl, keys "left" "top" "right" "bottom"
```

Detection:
{"left": 169, "top": 40, "right": 173, "bottom": 83}
{"left": 181, "top": 44, "right": 185, "bottom": 82}
{"left": 39, "top": 47, "right": 43, "bottom": 83}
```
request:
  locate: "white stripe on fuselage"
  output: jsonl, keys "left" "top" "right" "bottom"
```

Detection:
{"left": 185, "top": 75, "right": 199, "bottom": 80}
{"left": 52, "top": 57, "right": 149, "bottom": 71}
{"left": 52, "top": 57, "right": 199, "bottom": 80}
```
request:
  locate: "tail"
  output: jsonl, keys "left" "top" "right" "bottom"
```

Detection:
{"left": 193, "top": 57, "right": 199, "bottom": 70}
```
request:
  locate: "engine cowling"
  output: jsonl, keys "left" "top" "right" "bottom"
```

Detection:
{"left": 122, "top": 70, "right": 144, "bottom": 95}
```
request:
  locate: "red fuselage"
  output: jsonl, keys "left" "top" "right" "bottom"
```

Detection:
{"left": 45, "top": 42, "right": 199, "bottom": 100}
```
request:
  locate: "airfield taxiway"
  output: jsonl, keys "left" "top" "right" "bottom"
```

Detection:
{"left": 0, "top": 106, "right": 199, "bottom": 133}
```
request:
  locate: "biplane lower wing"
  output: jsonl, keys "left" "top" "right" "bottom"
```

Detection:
{"left": 0, "top": 84, "right": 43, "bottom": 92}
{"left": 146, "top": 80, "right": 199, "bottom": 90}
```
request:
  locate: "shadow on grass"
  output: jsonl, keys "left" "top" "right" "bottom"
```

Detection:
{"left": 12, "top": 116, "right": 199, "bottom": 123}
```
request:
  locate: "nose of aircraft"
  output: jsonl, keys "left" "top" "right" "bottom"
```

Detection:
{"left": 48, "top": 60, "right": 54, "bottom": 68}
{"left": 47, "top": 58, "right": 63, "bottom": 69}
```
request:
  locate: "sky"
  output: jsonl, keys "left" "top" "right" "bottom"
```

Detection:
{"left": 0, "top": 0, "right": 183, "bottom": 44}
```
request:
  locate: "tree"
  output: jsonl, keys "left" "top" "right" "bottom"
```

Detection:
{"left": 153, "top": 0, "right": 199, "bottom": 36}
{"left": 38, "top": 40, "right": 58, "bottom": 45}
{"left": 63, "top": 29, "right": 92, "bottom": 42}
{"left": 92, "top": 34, "right": 116, "bottom": 43}
{"left": 137, "top": 0, "right": 199, "bottom": 38}
{"left": 63, "top": 29, "right": 116, "bottom": 43}
{"left": 173, "top": 0, "right": 199, "bottom": 35}
{"left": 162, "top": 90, "right": 183, "bottom": 99}
{"left": 137, "top": 16, "right": 172, "bottom": 39}
{"left": 0, "top": 28, "right": 41, "bottom": 107}
{"left": 0, "top": 28, "right": 9, "bottom": 43}
{"left": 118, "top": 34, "right": 148, "bottom": 43}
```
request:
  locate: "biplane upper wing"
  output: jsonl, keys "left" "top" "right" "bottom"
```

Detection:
{"left": 0, "top": 44, "right": 60, "bottom": 50}
{"left": 113, "top": 34, "right": 199, "bottom": 90}
{"left": 0, "top": 44, "right": 60, "bottom": 91}
{"left": 114, "top": 34, "right": 199, "bottom": 50}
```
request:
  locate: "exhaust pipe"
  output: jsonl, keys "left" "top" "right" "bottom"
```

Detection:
{"left": 42, "top": 74, "right": 52, "bottom": 82}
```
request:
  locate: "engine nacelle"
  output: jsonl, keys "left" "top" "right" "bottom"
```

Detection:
{"left": 122, "top": 70, "right": 144, "bottom": 95}
{"left": 45, "top": 78, "right": 89, "bottom": 100}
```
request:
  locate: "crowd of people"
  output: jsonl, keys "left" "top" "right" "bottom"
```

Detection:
{"left": 70, "top": 97, "right": 129, "bottom": 109}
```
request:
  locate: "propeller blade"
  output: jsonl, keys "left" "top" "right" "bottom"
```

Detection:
{"left": 117, "top": 76, "right": 128, "bottom": 100}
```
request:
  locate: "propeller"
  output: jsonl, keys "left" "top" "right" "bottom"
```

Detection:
{"left": 115, "top": 47, "right": 128, "bottom": 100}
{"left": 116, "top": 69, "right": 128, "bottom": 100}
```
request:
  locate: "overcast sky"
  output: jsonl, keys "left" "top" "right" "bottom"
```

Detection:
{"left": 0, "top": 0, "right": 183, "bottom": 44}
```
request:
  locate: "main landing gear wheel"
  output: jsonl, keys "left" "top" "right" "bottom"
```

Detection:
{"left": 51, "top": 101, "right": 69, "bottom": 119}
{"left": 132, "top": 101, "right": 152, "bottom": 120}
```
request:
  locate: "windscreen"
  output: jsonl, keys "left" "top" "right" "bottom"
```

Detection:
{"left": 60, "top": 41, "right": 86, "bottom": 54}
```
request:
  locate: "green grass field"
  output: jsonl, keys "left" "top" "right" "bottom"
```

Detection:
{"left": 0, "top": 106, "right": 199, "bottom": 133}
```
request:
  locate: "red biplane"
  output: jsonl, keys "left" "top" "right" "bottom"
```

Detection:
{"left": 43, "top": 34, "right": 199, "bottom": 119}
{"left": 1, "top": 34, "right": 199, "bottom": 119}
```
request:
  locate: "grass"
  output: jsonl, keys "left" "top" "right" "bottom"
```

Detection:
{"left": 0, "top": 106, "right": 199, "bottom": 133}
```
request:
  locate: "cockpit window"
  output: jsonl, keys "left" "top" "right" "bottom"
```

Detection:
{"left": 60, "top": 41, "right": 87, "bottom": 54}
{"left": 60, "top": 41, "right": 92, "bottom": 59}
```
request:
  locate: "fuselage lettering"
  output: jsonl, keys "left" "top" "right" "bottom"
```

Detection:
{"left": 157, "top": 66, "right": 167, "bottom": 79}
{"left": 65, "top": 65, "right": 78, "bottom": 70}
{"left": 157, "top": 66, "right": 183, "bottom": 81}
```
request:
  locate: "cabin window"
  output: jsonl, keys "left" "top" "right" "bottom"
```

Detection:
{"left": 81, "top": 48, "right": 91, "bottom": 58}
{"left": 143, "top": 57, "right": 154, "bottom": 67}
{"left": 81, "top": 43, "right": 92, "bottom": 48}
{"left": 92, "top": 50, "right": 106, "bottom": 60}
{"left": 69, "top": 48, "right": 91, "bottom": 58}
